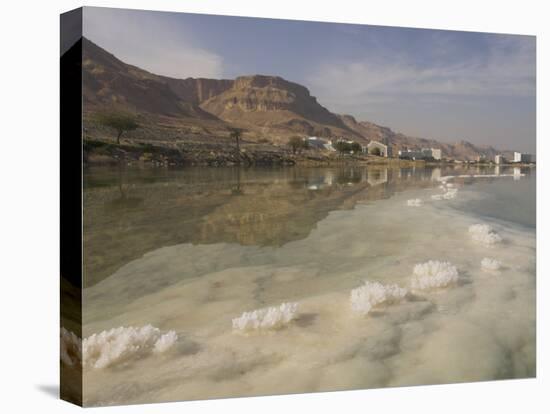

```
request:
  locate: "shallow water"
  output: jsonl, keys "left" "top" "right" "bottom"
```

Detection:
{"left": 78, "top": 165, "right": 536, "bottom": 406}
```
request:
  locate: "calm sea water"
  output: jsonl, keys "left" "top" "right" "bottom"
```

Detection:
{"left": 77, "top": 165, "right": 536, "bottom": 406}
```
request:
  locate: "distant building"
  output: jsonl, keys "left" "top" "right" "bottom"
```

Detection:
{"left": 307, "top": 137, "right": 325, "bottom": 149}
{"left": 513, "top": 152, "right": 533, "bottom": 163}
{"left": 495, "top": 154, "right": 505, "bottom": 164}
{"left": 398, "top": 148, "right": 439, "bottom": 160}
{"left": 365, "top": 140, "right": 391, "bottom": 157}
{"left": 476, "top": 154, "right": 487, "bottom": 162}
{"left": 308, "top": 137, "right": 335, "bottom": 151}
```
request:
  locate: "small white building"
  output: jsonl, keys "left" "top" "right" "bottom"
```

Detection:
{"left": 495, "top": 154, "right": 505, "bottom": 164}
{"left": 431, "top": 148, "right": 442, "bottom": 160}
{"left": 513, "top": 152, "right": 533, "bottom": 163}
{"left": 476, "top": 154, "right": 487, "bottom": 162}
{"left": 365, "top": 140, "right": 392, "bottom": 157}
{"left": 398, "top": 148, "right": 439, "bottom": 160}
{"left": 308, "top": 137, "right": 336, "bottom": 151}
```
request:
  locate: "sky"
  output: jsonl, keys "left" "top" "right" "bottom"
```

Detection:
{"left": 83, "top": 7, "right": 536, "bottom": 153}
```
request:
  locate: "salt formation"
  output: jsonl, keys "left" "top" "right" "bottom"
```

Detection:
{"left": 433, "top": 182, "right": 458, "bottom": 201}
{"left": 443, "top": 188, "right": 458, "bottom": 199}
{"left": 411, "top": 260, "right": 459, "bottom": 290}
{"left": 232, "top": 302, "right": 299, "bottom": 332}
{"left": 350, "top": 281, "right": 408, "bottom": 315}
{"left": 481, "top": 258, "right": 502, "bottom": 271}
{"left": 83, "top": 325, "right": 178, "bottom": 369}
{"left": 153, "top": 330, "right": 178, "bottom": 353}
{"left": 406, "top": 198, "right": 422, "bottom": 207}
{"left": 60, "top": 327, "right": 82, "bottom": 366}
{"left": 469, "top": 224, "right": 503, "bottom": 245}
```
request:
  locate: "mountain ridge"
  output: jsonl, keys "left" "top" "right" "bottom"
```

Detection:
{"left": 82, "top": 37, "right": 506, "bottom": 160}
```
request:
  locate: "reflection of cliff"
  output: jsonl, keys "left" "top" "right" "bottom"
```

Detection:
{"left": 198, "top": 177, "right": 370, "bottom": 247}
{"left": 83, "top": 166, "right": 441, "bottom": 287}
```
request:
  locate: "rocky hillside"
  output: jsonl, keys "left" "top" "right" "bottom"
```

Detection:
{"left": 199, "top": 75, "right": 359, "bottom": 141}
{"left": 339, "top": 114, "right": 501, "bottom": 160}
{"left": 83, "top": 38, "right": 227, "bottom": 120}
{"left": 82, "top": 37, "right": 504, "bottom": 160}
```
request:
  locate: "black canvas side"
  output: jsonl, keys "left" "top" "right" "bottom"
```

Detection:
{"left": 60, "top": 7, "right": 83, "bottom": 407}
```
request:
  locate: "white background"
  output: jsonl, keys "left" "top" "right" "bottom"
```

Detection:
{"left": 0, "top": 0, "right": 547, "bottom": 412}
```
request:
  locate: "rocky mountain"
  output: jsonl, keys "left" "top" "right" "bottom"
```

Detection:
{"left": 199, "top": 75, "right": 359, "bottom": 140}
{"left": 82, "top": 37, "right": 503, "bottom": 160}
{"left": 82, "top": 38, "right": 227, "bottom": 120}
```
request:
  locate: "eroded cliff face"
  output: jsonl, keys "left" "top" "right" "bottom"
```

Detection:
{"left": 161, "top": 77, "right": 234, "bottom": 105}
{"left": 200, "top": 75, "right": 346, "bottom": 127}
{"left": 82, "top": 37, "right": 505, "bottom": 159}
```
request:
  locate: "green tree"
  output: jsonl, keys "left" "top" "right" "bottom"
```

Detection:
{"left": 288, "top": 136, "right": 306, "bottom": 154}
{"left": 334, "top": 140, "right": 350, "bottom": 154}
{"left": 95, "top": 111, "right": 139, "bottom": 144}
{"left": 350, "top": 142, "right": 362, "bottom": 153}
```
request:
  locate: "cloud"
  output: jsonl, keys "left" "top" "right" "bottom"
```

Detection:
{"left": 308, "top": 34, "right": 535, "bottom": 111}
{"left": 83, "top": 7, "right": 223, "bottom": 79}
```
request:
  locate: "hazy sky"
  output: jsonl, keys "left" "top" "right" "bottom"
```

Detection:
{"left": 83, "top": 7, "right": 536, "bottom": 153}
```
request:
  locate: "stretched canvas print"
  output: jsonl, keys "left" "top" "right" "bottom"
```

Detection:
{"left": 60, "top": 6, "right": 536, "bottom": 407}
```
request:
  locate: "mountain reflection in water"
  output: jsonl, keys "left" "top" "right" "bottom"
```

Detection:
{"left": 82, "top": 165, "right": 531, "bottom": 287}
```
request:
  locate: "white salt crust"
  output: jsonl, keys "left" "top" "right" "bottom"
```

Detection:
{"left": 411, "top": 260, "right": 459, "bottom": 290}
{"left": 469, "top": 224, "right": 503, "bottom": 245}
{"left": 350, "top": 281, "right": 408, "bottom": 315}
{"left": 83, "top": 325, "right": 178, "bottom": 369}
{"left": 232, "top": 302, "right": 299, "bottom": 332}
{"left": 437, "top": 173, "right": 525, "bottom": 182}
{"left": 407, "top": 199, "right": 422, "bottom": 207}
{"left": 443, "top": 188, "right": 458, "bottom": 199}
{"left": 481, "top": 258, "right": 502, "bottom": 271}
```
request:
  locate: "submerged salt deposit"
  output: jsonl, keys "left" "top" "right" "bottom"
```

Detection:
{"left": 80, "top": 167, "right": 535, "bottom": 406}
{"left": 232, "top": 302, "right": 299, "bottom": 332}
{"left": 82, "top": 325, "right": 177, "bottom": 369}
{"left": 406, "top": 198, "right": 422, "bottom": 207}
{"left": 481, "top": 258, "right": 502, "bottom": 271}
{"left": 432, "top": 182, "right": 458, "bottom": 201}
{"left": 443, "top": 188, "right": 458, "bottom": 199}
{"left": 469, "top": 223, "right": 503, "bottom": 245}
{"left": 411, "top": 260, "right": 459, "bottom": 290}
{"left": 350, "top": 281, "right": 407, "bottom": 315}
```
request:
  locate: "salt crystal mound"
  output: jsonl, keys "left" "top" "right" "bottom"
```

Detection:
{"left": 232, "top": 302, "right": 299, "bottom": 333}
{"left": 442, "top": 188, "right": 458, "bottom": 199}
{"left": 432, "top": 184, "right": 458, "bottom": 201}
{"left": 411, "top": 260, "right": 459, "bottom": 290}
{"left": 406, "top": 198, "right": 422, "bottom": 207}
{"left": 469, "top": 224, "right": 503, "bottom": 245}
{"left": 83, "top": 325, "right": 178, "bottom": 369}
{"left": 60, "top": 327, "right": 82, "bottom": 366}
{"left": 350, "top": 281, "right": 408, "bottom": 316}
{"left": 481, "top": 258, "right": 502, "bottom": 271}
{"left": 153, "top": 330, "right": 178, "bottom": 353}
